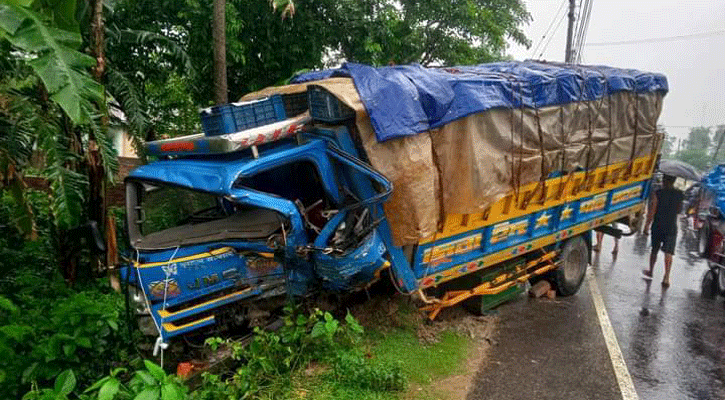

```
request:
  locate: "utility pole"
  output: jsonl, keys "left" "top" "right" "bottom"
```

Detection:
{"left": 564, "top": 0, "right": 576, "bottom": 63}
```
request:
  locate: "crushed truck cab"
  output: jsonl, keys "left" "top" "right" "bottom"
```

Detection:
{"left": 120, "top": 61, "right": 668, "bottom": 343}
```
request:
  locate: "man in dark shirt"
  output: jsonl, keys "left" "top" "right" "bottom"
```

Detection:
{"left": 643, "top": 174, "right": 684, "bottom": 287}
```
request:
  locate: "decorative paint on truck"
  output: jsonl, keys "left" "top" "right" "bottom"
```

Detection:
{"left": 118, "top": 61, "right": 667, "bottom": 346}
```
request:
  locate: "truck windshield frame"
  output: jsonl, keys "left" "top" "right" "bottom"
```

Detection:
{"left": 125, "top": 180, "right": 283, "bottom": 250}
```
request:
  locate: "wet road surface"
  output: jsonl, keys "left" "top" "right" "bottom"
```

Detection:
{"left": 468, "top": 222, "right": 725, "bottom": 400}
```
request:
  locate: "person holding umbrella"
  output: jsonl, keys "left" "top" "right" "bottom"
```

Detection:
{"left": 643, "top": 174, "right": 684, "bottom": 287}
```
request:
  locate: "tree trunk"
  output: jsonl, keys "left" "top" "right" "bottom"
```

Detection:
{"left": 87, "top": 0, "right": 107, "bottom": 279}
{"left": 213, "top": 0, "right": 228, "bottom": 104}
{"left": 89, "top": 0, "right": 105, "bottom": 228}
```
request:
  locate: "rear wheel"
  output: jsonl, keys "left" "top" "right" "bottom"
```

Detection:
{"left": 553, "top": 235, "right": 588, "bottom": 296}
{"left": 701, "top": 269, "right": 718, "bottom": 298}
{"left": 717, "top": 267, "right": 725, "bottom": 295}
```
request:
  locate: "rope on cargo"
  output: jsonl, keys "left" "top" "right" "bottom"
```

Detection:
{"left": 558, "top": 102, "right": 567, "bottom": 194}
{"left": 648, "top": 95, "right": 664, "bottom": 169}
{"left": 505, "top": 73, "right": 525, "bottom": 204}
{"left": 570, "top": 65, "right": 592, "bottom": 193}
{"left": 599, "top": 66, "right": 613, "bottom": 187}
{"left": 627, "top": 92, "right": 640, "bottom": 179}
{"left": 529, "top": 82, "right": 548, "bottom": 208}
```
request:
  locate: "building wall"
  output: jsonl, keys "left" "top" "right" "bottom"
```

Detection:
{"left": 107, "top": 157, "right": 142, "bottom": 207}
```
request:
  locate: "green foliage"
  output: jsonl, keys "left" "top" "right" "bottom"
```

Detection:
{"left": 333, "top": 0, "right": 530, "bottom": 66}
{"left": 370, "top": 329, "right": 470, "bottom": 386}
{"left": 329, "top": 351, "right": 406, "bottom": 392}
{"left": 0, "top": 195, "right": 131, "bottom": 399}
{"left": 22, "top": 369, "right": 77, "bottom": 400}
{"left": 0, "top": 3, "right": 103, "bottom": 124}
{"left": 110, "top": 0, "right": 529, "bottom": 103}
{"left": 0, "top": 275, "right": 129, "bottom": 399}
{"left": 668, "top": 126, "right": 725, "bottom": 172}
{"left": 23, "top": 362, "right": 188, "bottom": 400}
{"left": 191, "top": 307, "right": 404, "bottom": 400}
{"left": 676, "top": 148, "right": 710, "bottom": 172}
{"left": 1, "top": 0, "right": 121, "bottom": 235}
{"left": 661, "top": 133, "right": 676, "bottom": 159}
{"left": 36, "top": 116, "right": 89, "bottom": 229}
{"left": 144, "top": 73, "right": 200, "bottom": 138}
{"left": 685, "top": 126, "right": 711, "bottom": 151}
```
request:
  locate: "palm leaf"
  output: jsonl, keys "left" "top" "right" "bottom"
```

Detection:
{"left": 85, "top": 105, "right": 120, "bottom": 183}
{"left": 37, "top": 117, "right": 87, "bottom": 229}
{"left": 0, "top": 91, "right": 38, "bottom": 238}
{"left": 118, "top": 29, "right": 194, "bottom": 74}
{"left": 0, "top": 4, "right": 103, "bottom": 124}
{"left": 106, "top": 68, "right": 146, "bottom": 138}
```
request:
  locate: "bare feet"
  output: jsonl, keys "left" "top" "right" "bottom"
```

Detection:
{"left": 661, "top": 280, "right": 670, "bottom": 288}
{"left": 642, "top": 270, "right": 653, "bottom": 280}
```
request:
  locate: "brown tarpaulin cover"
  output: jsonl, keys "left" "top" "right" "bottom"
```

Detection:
{"left": 243, "top": 78, "right": 664, "bottom": 246}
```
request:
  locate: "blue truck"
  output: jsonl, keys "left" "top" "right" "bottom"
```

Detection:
{"left": 120, "top": 62, "right": 668, "bottom": 346}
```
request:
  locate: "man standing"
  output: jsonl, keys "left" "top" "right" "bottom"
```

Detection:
{"left": 643, "top": 174, "right": 684, "bottom": 287}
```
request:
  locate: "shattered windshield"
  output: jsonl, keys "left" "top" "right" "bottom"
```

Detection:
{"left": 139, "top": 183, "right": 222, "bottom": 236}
{"left": 126, "top": 181, "right": 282, "bottom": 250}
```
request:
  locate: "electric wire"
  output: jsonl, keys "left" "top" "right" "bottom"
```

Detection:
{"left": 573, "top": 0, "right": 593, "bottom": 63}
{"left": 538, "top": 8, "right": 569, "bottom": 59}
{"left": 530, "top": 0, "right": 568, "bottom": 59}
{"left": 579, "top": 0, "right": 593, "bottom": 61}
{"left": 572, "top": 0, "right": 586, "bottom": 61}
{"left": 585, "top": 29, "right": 725, "bottom": 46}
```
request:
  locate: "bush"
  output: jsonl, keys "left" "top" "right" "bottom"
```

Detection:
{"left": 0, "top": 281, "right": 130, "bottom": 399}
{"left": 0, "top": 192, "right": 133, "bottom": 399}
{"left": 22, "top": 361, "right": 187, "bottom": 400}
{"left": 192, "top": 307, "right": 406, "bottom": 399}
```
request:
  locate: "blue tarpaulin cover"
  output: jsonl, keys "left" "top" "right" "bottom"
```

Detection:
{"left": 291, "top": 62, "right": 669, "bottom": 142}
{"left": 701, "top": 165, "right": 725, "bottom": 214}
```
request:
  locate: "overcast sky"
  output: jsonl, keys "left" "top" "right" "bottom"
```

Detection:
{"left": 507, "top": 0, "right": 725, "bottom": 142}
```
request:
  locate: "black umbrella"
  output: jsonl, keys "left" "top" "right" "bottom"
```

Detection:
{"left": 658, "top": 159, "right": 702, "bottom": 182}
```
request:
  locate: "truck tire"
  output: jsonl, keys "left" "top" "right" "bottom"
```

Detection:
{"left": 701, "top": 269, "right": 718, "bottom": 298}
{"left": 698, "top": 221, "right": 711, "bottom": 257}
{"left": 717, "top": 267, "right": 725, "bottom": 296}
{"left": 553, "top": 235, "right": 588, "bottom": 296}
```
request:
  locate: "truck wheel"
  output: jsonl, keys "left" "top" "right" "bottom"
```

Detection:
{"left": 701, "top": 269, "right": 718, "bottom": 298}
{"left": 717, "top": 268, "right": 725, "bottom": 296}
{"left": 698, "top": 221, "right": 711, "bottom": 257}
{"left": 553, "top": 235, "right": 588, "bottom": 296}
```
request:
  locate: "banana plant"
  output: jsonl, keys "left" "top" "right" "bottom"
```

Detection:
{"left": 0, "top": 1, "right": 117, "bottom": 237}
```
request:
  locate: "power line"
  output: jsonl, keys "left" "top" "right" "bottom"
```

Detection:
{"left": 530, "top": 0, "right": 568, "bottom": 58}
{"left": 585, "top": 29, "right": 725, "bottom": 46}
{"left": 538, "top": 8, "right": 569, "bottom": 58}
{"left": 572, "top": 0, "right": 593, "bottom": 62}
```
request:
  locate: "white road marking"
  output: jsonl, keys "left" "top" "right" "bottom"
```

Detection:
{"left": 587, "top": 267, "right": 639, "bottom": 400}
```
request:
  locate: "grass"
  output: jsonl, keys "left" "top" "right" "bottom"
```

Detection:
{"left": 291, "top": 324, "right": 473, "bottom": 400}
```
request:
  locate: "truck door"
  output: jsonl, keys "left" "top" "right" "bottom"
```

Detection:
{"left": 310, "top": 146, "right": 394, "bottom": 290}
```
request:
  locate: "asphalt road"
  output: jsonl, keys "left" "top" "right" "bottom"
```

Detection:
{"left": 468, "top": 223, "right": 725, "bottom": 400}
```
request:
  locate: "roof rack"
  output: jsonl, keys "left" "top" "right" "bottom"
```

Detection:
{"left": 145, "top": 114, "right": 312, "bottom": 158}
